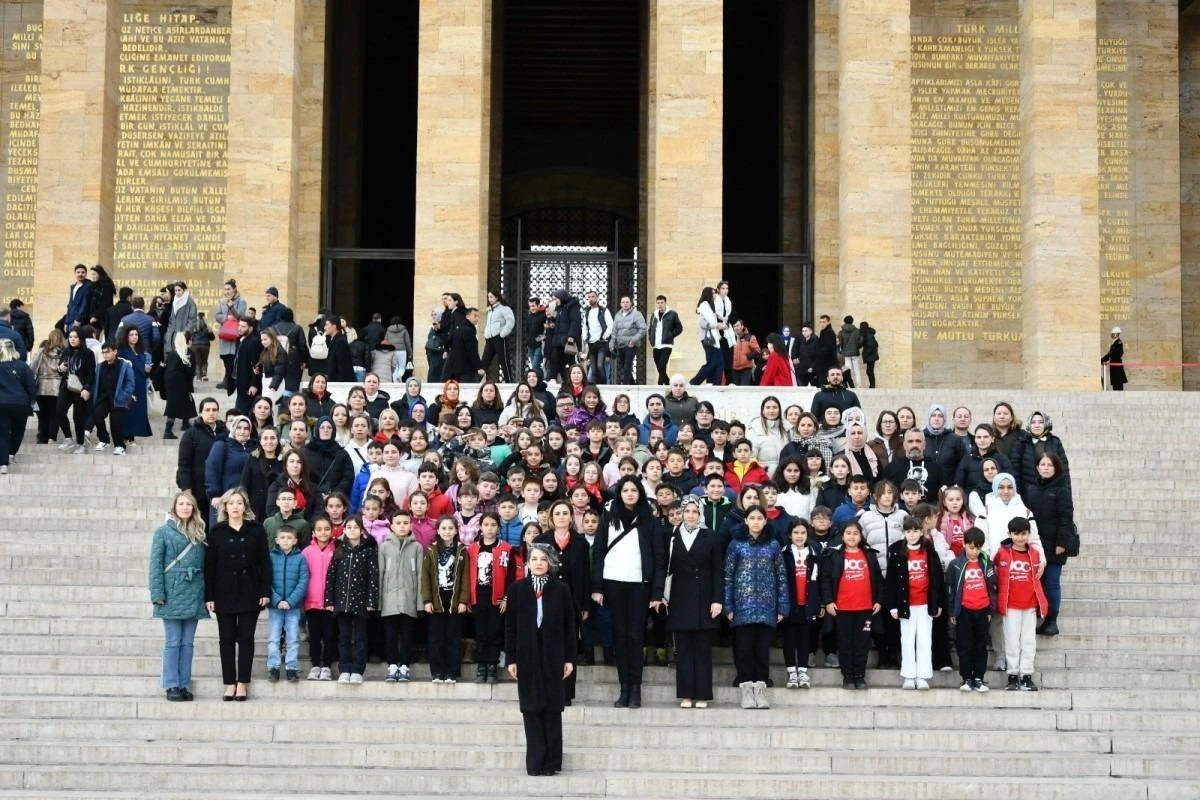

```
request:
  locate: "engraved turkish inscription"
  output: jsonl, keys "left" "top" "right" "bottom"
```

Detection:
{"left": 1097, "top": 36, "right": 1131, "bottom": 323}
{"left": 0, "top": 2, "right": 42, "bottom": 305}
{"left": 911, "top": 19, "right": 1022, "bottom": 360}
{"left": 114, "top": 3, "right": 230, "bottom": 313}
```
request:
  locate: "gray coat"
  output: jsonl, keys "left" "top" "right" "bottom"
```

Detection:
{"left": 483, "top": 303, "right": 515, "bottom": 339}
{"left": 165, "top": 296, "right": 198, "bottom": 350}
{"left": 213, "top": 296, "right": 247, "bottom": 356}
{"left": 611, "top": 309, "right": 647, "bottom": 349}
{"left": 378, "top": 534, "right": 424, "bottom": 617}
{"left": 148, "top": 522, "right": 209, "bottom": 620}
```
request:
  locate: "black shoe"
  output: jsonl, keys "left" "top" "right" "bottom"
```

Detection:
{"left": 582, "top": 649, "right": 595, "bottom": 666}
{"left": 843, "top": 679, "right": 855, "bottom": 689}
{"left": 268, "top": 668, "right": 280, "bottom": 682}
{"left": 613, "top": 684, "right": 630, "bottom": 708}
{"left": 1006, "top": 675, "right": 1020, "bottom": 691}
{"left": 166, "top": 688, "right": 184, "bottom": 701}
{"left": 629, "top": 684, "right": 642, "bottom": 708}
{"left": 286, "top": 670, "right": 299, "bottom": 682}
{"left": 854, "top": 679, "right": 866, "bottom": 690}
{"left": 179, "top": 688, "right": 194, "bottom": 701}
{"left": 1037, "top": 614, "right": 1059, "bottom": 637}
{"left": 1020, "top": 674, "right": 1039, "bottom": 692}
{"left": 487, "top": 664, "right": 499, "bottom": 685}
{"left": 602, "top": 647, "right": 615, "bottom": 666}
{"left": 474, "top": 664, "right": 487, "bottom": 684}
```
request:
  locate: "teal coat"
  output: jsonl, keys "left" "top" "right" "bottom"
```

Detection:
{"left": 148, "top": 521, "right": 209, "bottom": 620}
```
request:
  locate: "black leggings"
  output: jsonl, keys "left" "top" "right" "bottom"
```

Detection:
{"left": 605, "top": 580, "right": 648, "bottom": 687}
{"left": 382, "top": 614, "right": 416, "bottom": 667}
{"left": 216, "top": 611, "right": 259, "bottom": 684}
{"left": 306, "top": 609, "right": 337, "bottom": 667}
{"left": 732, "top": 623, "right": 772, "bottom": 683}
{"left": 337, "top": 614, "right": 368, "bottom": 675}
{"left": 781, "top": 616, "right": 811, "bottom": 669}
{"left": 35, "top": 396, "right": 59, "bottom": 442}
{"left": 835, "top": 610, "right": 874, "bottom": 681}
{"left": 473, "top": 601, "right": 503, "bottom": 665}
{"left": 56, "top": 391, "right": 88, "bottom": 445}
{"left": 652, "top": 348, "right": 671, "bottom": 385}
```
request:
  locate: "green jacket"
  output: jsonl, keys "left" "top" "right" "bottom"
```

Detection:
{"left": 419, "top": 541, "right": 470, "bottom": 612}
{"left": 148, "top": 522, "right": 209, "bottom": 620}
{"left": 264, "top": 511, "right": 312, "bottom": 549}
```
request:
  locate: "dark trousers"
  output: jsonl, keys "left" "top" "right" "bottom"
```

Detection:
{"left": 649, "top": 604, "right": 668, "bottom": 649}
{"left": 472, "top": 600, "right": 503, "bottom": 665}
{"left": 809, "top": 613, "right": 837, "bottom": 656}
{"left": 732, "top": 623, "right": 772, "bottom": 683}
{"left": 614, "top": 346, "right": 636, "bottom": 384}
{"left": 426, "top": 350, "right": 444, "bottom": 383}
{"left": 92, "top": 401, "right": 126, "bottom": 446}
{"left": 35, "top": 396, "right": 59, "bottom": 443}
{"left": 719, "top": 340, "right": 733, "bottom": 385}
{"left": 216, "top": 611, "right": 259, "bottom": 684}
{"left": 691, "top": 343, "right": 724, "bottom": 385}
{"left": 523, "top": 710, "right": 564, "bottom": 774}
{"left": 781, "top": 615, "right": 812, "bottom": 669}
{"left": 337, "top": 613, "right": 368, "bottom": 674}
{"left": 673, "top": 629, "right": 714, "bottom": 700}
{"left": 544, "top": 345, "right": 566, "bottom": 383}
{"left": 306, "top": 609, "right": 337, "bottom": 667}
{"left": 480, "top": 336, "right": 511, "bottom": 381}
{"left": 733, "top": 368, "right": 756, "bottom": 386}
{"left": 0, "top": 404, "right": 29, "bottom": 467}
{"left": 956, "top": 608, "right": 990, "bottom": 682}
{"left": 56, "top": 391, "right": 88, "bottom": 444}
{"left": 220, "top": 353, "right": 235, "bottom": 387}
{"left": 586, "top": 341, "right": 610, "bottom": 384}
{"left": 190, "top": 344, "right": 209, "bottom": 379}
{"left": 580, "top": 601, "right": 612, "bottom": 653}
{"left": 605, "top": 580, "right": 648, "bottom": 686}
{"left": 865, "top": 361, "right": 876, "bottom": 389}
{"left": 932, "top": 611, "right": 953, "bottom": 670}
{"left": 427, "top": 611, "right": 463, "bottom": 678}
{"left": 836, "top": 610, "right": 874, "bottom": 681}
{"left": 874, "top": 612, "right": 901, "bottom": 668}
{"left": 382, "top": 613, "right": 416, "bottom": 666}
{"left": 652, "top": 348, "right": 671, "bottom": 385}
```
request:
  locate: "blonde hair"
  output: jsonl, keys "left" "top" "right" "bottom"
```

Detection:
{"left": 0, "top": 339, "right": 18, "bottom": 362}
{"left": 170, "top": 492, "right": 207, "bottom": 544}
{"left": 216, "top": 487, "right": 256, "bottom": 524}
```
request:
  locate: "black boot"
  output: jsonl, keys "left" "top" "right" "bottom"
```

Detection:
{"left": 163, "top": 419, "right": 177, "bottom": 440}
{"left": 613, "top": 683, "right": 630, "bottom": 708}
{"left": 629, "top": 684, "right": 642, "bottom": 708}
{"left": 487, "top": 664, "right": 498, "bottom": 685}
{"left": 473, "top": 664, "right": 486, "bottom": 683}
{"left": 602, "top": 647, "right": 615, "bottom": 665}
{"left": 1037, "top": 612, "right": 1059, "bottom": 637}
{"left": 581, "top": 647, "right": 595, "bottom": 666}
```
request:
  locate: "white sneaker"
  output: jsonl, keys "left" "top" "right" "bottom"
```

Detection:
{"left": 95, "top": 442, "right": 110, "bottom": 452}
{"left": 0, "top": 465, "right": 7, "bottom": 475}
{"left": 385, "top": 664, "right": 399, "bottom": 682}
{"left": 902, "top": 679, "right": 916, "bottom": 690}
{"left": 73, "top": 445, "right": 86, "bottom": 455}
{"left": 960, "top": 680, "right": 973, "bottom": 692}
{"left": 916, "top": 678, "right": 930, "bottom": 691}
{"left": 319, "top": 667, "right": 333, "bottom": 681}
{"left": 57, "top": 441, "right": 75, "bottom": 451}
{"left": 307, "top": 667, "right": 321, "bottom": 680}
{"left": 785, "top": 668, "right": 799, "bottom": 689}
{"left": 939, "top": 665, "right": 954, "bottom": 672}
{"left": 796, "top": 669, "right": 811, "bottom": 689}
{"left": 397, "top": 665, "right": 411, "bottom": 682}
{"left": 431, "top": 677, "right": 444, "bottom": 684}
{"left": 825, "top": 653, "right": 840, "bottom": 669}
{"left": 349, "top": 673, "right": 363, "bottom": 684}
{"left": 112, "top": 447, "right": 125, "bottom": 456}
{"left": 444, "top": 676, "right": 456, "bottom": 684}
{"left": 337, "top": 672, "right": 351, "bottom": 684}
{"left": 974, "top": 681, "right": 990, "bottom": 693}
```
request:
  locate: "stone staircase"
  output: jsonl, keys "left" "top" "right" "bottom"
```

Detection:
{"left": 0, "top": 389, "right": 1197, "bottom": 799}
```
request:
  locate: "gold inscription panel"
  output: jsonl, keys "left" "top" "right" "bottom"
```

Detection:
{"left": 1097, "top": 35, "right": 1131, "bottom": 324}
{"left": 0, "top": 2, "right": 42, "bottom": 306}
{"left": 114, "top": 2, "right": 230, "bottom": 314}
{"left": 911, "top": 3, "right": 1022, "bottom": 387}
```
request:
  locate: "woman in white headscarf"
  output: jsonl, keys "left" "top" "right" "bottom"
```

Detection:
{"left": 165, "top": 282, "right": 198, "bottom": 355}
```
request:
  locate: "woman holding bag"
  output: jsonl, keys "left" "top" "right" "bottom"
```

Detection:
{"left": 214, "top": 280, "right": 247, "bottom": 392}
{"left": 149, "top": 492, "right": 209, "bottom": 701}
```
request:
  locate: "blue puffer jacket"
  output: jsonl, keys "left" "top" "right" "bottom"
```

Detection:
{"left": 269, "top": 546, "right": 310, "bottom": 608}
{"left": 148, "top": 521, "right": 209, "bottom": 620}
{"left": 204, "top": 437, "right": 255, "bottom": 500}
{"left": 723, "top": 534, "right": 789, "bottom": 627}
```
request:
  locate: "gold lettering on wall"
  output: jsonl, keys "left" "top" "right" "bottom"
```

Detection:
{"left": 1097, "top": 36, "right": 1132, "bottom": 323}
{"left": 911, "top": 8, "right": 1023, "bottom": 385}
{"left": 114, "top": 3, "right": 230, "bottom": 314}
{"left": 0, "top": 3, "right": 42, "bottom": 306}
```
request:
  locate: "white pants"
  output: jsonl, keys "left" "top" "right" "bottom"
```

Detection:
{"left": 1002, "top": 608, "right": 1038, "bottom": 675}
{"left": 843, "top": 356, "right": 863, "bottom": 388}
{"left": 990, "top": 613, "right": 1005, "bottom": 659}
{"left": 899, "top": 604, "right": 933, "bottom": 680}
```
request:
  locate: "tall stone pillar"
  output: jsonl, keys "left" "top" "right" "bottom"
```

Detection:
{"left": 645, "top": 0, "right": 723, "bottom": 381}
{"left": 811, "top": 0, "right": 840, "bottom": 320}
{"left": 838, "top": 0, "right": 911, "bottom": 387}
{"left": 31, "top": 0, "right": 119, "bottom": 337}
{"left": 1019, "top": 0, "right": 1101, "bottom": 388}
{"left": 225, "top": 0, "right": 305, "bottom": 318}
{"left": 413, "top": 0, "right": 494, "bottom": 379}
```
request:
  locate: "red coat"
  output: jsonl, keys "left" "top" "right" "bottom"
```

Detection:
{"left": 759, "top": 351, "right": 795, "bottom": 386}
{"left": 405, "top": 488, "right": 454, "bottom": 520}
{"left": 725, "top": 460, "right": 772, "bottom": 493}
{"left": 466, "top": 540, "right": 515, "bottom": 606}
{"left": 994, "top": 542, "right": 1048, "bottom": 617}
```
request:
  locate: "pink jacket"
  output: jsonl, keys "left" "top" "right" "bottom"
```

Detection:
{"left": 302, "top": 540, "right": 337, "bottom": 611}
{"left": 363, "top": 517, "right": 391, "bottom": 545}
{"left": 411, "top": 515, "right": 436, "bottom": 549}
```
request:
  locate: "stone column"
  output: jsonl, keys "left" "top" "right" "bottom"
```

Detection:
{"left": 1183, "top": 11, "right": 1200, "bottom": 390}
{"left": 413, "top": 0, "right": 494, "bottom": 379}
{"left": 645, "top": 0, "right": 723, "bottom": 381}
{"left": 31, "top": 0, "right": 119, "bottom": 337}
{"left": 779, "top": 0, "right": 806, "bottom": 328}
{"left": 1019, "top": 0, "right": 1101, "bottom": 388}
{"left": 294, "top": 0, "right": 327, "bottom": 324}
{"left": 838, "top": 0, "right": 911, "bottom": 387}
{"left": 225, "top": 0, "right": 305, "bottom": 319}
{"left": 811, "top": 0, "right": 840, "bottom": 320}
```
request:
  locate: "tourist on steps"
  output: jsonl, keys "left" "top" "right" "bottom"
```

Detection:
{"left": 149, "top": 492, "right": 209, "bottom": 701}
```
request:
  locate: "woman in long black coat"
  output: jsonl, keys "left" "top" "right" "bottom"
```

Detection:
{"left": 536, "top": 500, "right": 591, "bottom": 705}
{"left": 322, "top": 317, "right": 356, "bottom": 383}
{"left": 443, "top": 307, "right": 483, "bottom": 383}
{"left": 505, "top": 544, "right": 577, "bottom": 777}
{"left": 1024, "top": 452, "right": 1077, "bottom": 637}
{"left": 204, "top": 488, "right": 270, "bottom": 700}
{"left": 163, "top": 332, "right": 197, "bottom": 439}
{"left": 665, "top": 496, "right": 724, "bottom": 708}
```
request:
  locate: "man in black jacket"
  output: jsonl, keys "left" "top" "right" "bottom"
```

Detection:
{"left": 882, "top": 429, "right": 947, "bottom": 502}
{"left": 810, "top": 367, "right": 861, "bottom": 420}
{"left": 648, "top": 295, "right": 683, "bottom": 385}
{"left": 104, "top": 288, "right": 133, "bottom": 343}
{"left": 176, "top": 398, "right": 226, "bottom": 514}
{"left": 524, "top": 297, "right": 548, "bottom": 380}
{"left": 8, "top": 300, "right": 34, "bottom": 352}
{"left": 231, "top": 318, "right": 262, "bottom": 414}
{"left": 811, "top": 315, "right": 838, "bottom": 381}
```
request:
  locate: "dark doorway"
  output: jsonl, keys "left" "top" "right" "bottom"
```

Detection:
{"left": 322, "top": 0, "right": 418, "bottom": 330}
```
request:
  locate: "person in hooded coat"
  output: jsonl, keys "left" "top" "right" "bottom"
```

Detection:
{"left": 303, "top": 417, "right": 355, "bottom": 499}
{"left": 505, "top": 544, "right": 577, "bottom": 776}
{"left": 163, "top": 332, "right": 197, "bottom": 439}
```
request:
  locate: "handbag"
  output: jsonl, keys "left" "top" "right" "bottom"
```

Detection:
{"left": 163, "top": 542, "right": 195, "bottom": 574}
{"left": 564, "top": 338, "right": 579, "bottom": 357}
{"left": 218, "top": 315, "right": 240, "bottom": 342}
{"left": 66, "top": 373, "right": 83, "bottom": 394}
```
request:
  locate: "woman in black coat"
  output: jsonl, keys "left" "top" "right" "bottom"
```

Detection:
{"left": 204, "top": 488, "right": 270, "bottom": 700}
{"left": 665, "top": 496, "right": 724, "bottom": 708}
{"left": 443, "top": 307, "right": 483, "bottom": 382}
{"left": 240, "top": 427, "right": 284, "bottom": 522}
{"left": 536, "top": 500, "right": 591, "bottom": 705}
{"left": 589, "top": 476, "right": 667, "bottom": 709}
{"left": 1024, "top": 452, "right": 1076, "bottom": 637}
{"left": 322, "top": 317, "right": 356, "bottom": 383}
{"left": 162, "top": 332, "right": 197, "bottom": 440}
{"left": 302, "top": 417, "right": 354, "bottom": 500}
{"left": 505, "top": 544, "right": 577, "bottom": 777}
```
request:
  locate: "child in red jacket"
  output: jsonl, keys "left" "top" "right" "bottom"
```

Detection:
{"left": 995, "top": 517, "right": 1047, "bottom": 691}
{"left": 759, "top": 334, "right": 795, "bottom": 387}
{"left": 725, "top": 438, "right": 771, "bottom": 493}
{"left": 466, "top": 512, "right": 514, "bottom": 685}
